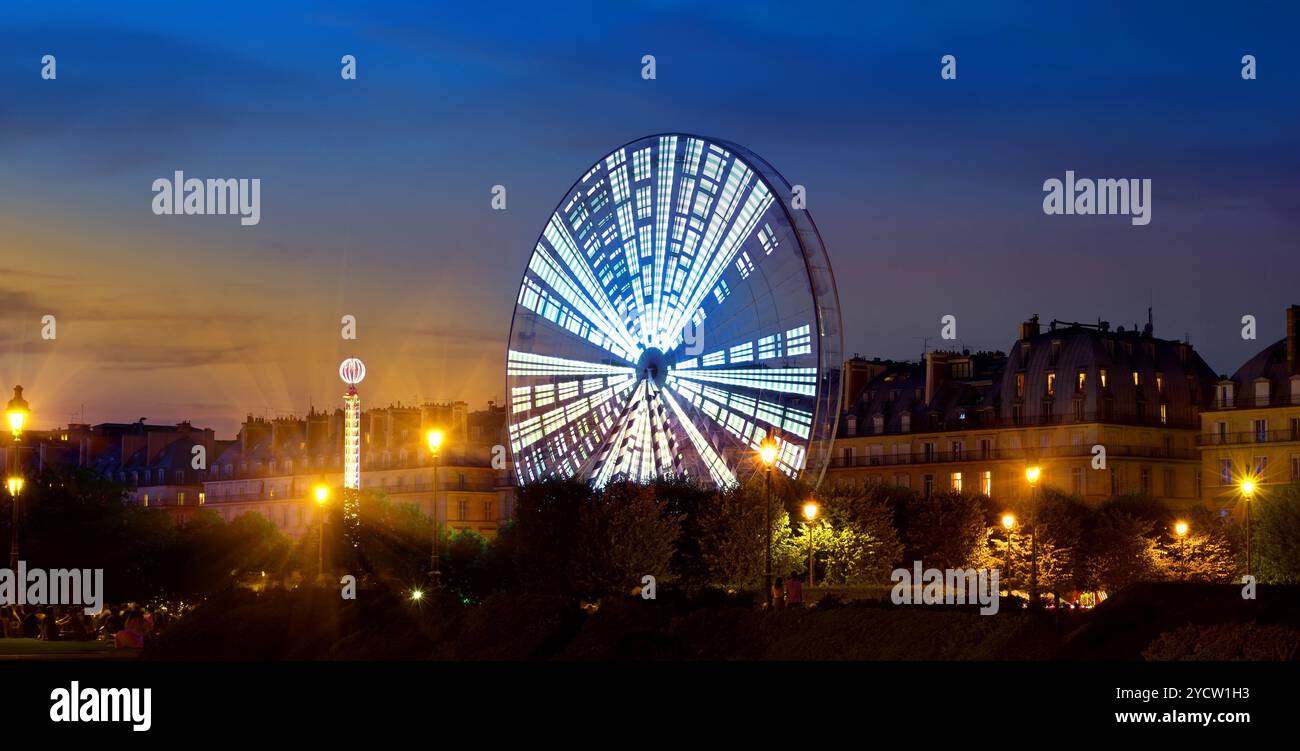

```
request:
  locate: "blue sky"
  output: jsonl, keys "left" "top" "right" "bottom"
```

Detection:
{"left": 2, "top": 1, "right": 1298, "bottom": 434}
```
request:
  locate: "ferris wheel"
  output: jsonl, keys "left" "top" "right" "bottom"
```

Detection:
{"left": 506, "top": 134, "right": 842, "bottom": 488}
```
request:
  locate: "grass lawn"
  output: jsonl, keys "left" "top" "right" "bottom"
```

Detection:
{"left": 0, "top": 638, "right": 122, "bottom": 656}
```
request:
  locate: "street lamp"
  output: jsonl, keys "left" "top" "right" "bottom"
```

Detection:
{"left": 759, "top": 436, "right": 778, "bottom": 608}
{"left": 1025, "top": 466, "right": 1041, "bottom": 609}
{"left": 1173, "top": 520, "right": 1189, "bottom": 581}
{"left": 802, "top": 501, "right": 819, "bottom": 588}
{"left": 6, "top": 385, "right": 29, "bottom": 573}
{"left": 1001, "top": 513, "right": 1016, "bottom": 595}
{"left": 426, "top": 429, "right": 445, "bottom": 588}
{"left": 1240, "top": 478, "right": 1256, "bottom": 579}
{"left": 313, "top": 484, "right": 330, "bottom": 579}
{"left": 5, "top": 386, "right": 28, "bottom": 439}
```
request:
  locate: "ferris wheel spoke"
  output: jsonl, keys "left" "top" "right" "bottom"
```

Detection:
{"left": 528, "top": 237, "right": 641, "bottom": 359}
{"left": 664, "top": 375, "right": 812, "bottom": 477}
{"left": 659, "top": 386, "right": 736, "bottom": 487}
{"left": 659, "top": 161, "right": 774, "bottom": 350}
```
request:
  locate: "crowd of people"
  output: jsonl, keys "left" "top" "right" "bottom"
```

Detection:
{"left": 1, "top": 603, "right": 183, "bottom": 648}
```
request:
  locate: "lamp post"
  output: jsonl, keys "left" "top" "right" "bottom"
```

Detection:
{"left": 759, "top": 437, "right": 778, "bottom": 608}
{"left": 313, "top": 484, "right": 329, "bottom": 579}
{"left": 6, "top": 385, "right": 30, "bottom": 572}
{"left": 1001, "top": 513, "right": 1016, "bottom": 596}
{"left": 426, "top": 429, "right": 445, "bottom": 589}
{"left": 1241, "top": 479, "right": 1256, "bottom": 579}
{"left": 1174, "top": 520, "right": 1189, "bottom": 581}
{"left": 1025, "top": 466, "right": 1041, "bottom": 610}
{"left": 802, "top": 501, "right": 819, "bottom": 588}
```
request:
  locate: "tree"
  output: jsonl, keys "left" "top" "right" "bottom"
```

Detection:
{"left": 570, "top": 481, "right": 679, "bottom": 595}
{"left": 1250, "top": 483, "right": 1300, "bottom": 583}
{"left": 507, "top": 478, "right": 592, "bottom": 593}
{"left": 1083, "top": 507, "right": 1165, "bottom": 594}
{"left": 803, "top": 483, "right": 902, "bottom": 586}
{"left": 697, "top": 482, "right": 797, "bottom": 589}
{"left": 893, "top": 488, "right": 985, "bottom": 570}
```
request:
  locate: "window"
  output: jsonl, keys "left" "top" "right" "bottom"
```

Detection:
{"left": 980, "top": 470, "right": 992, "bottom": 496}
{"left": 1110, "top": 468, "right": 1119, "bottom": 495}
{"left": 1100, "top": 369, "right": 1108, "bottom": 388}
{"left": 1292, "top": 456, "right": 1300, "bottom": 481}
{"left": 177, "top": 492, "right": 186, "bottom": 505}
{"left": 198, "top": 492, "right": 206, "bottom": 506}
{"left": 872, "top": 414, "right": 885, "bottom": 433}
{"left": 922, "top": 442, "right": 935, "bottom": 462}
{"left": 1163, "top": 469, "right": 1175, "bottom": 498}
{"left": 841, "top": 446, "right": 854, "bottom": 466}
{"left": 1215, "top": 421, "right": 1228, "bottom": 443}
{"left": 1132, "top": 371, "right": 1141, "bottom": 387}
{"left": 1159, "top": 404, "right": 1168, "bottom": 425}
{"left": 1219, "top": 459, "right": 1232, "bottom": 486}
{"left": 1140, "top": 468, "right": 1150, "bottom": 493}
{"left": 457, "top": 498, "right": 468, "bottom": 520}
{"left": 1015, "top": 373, "right": 1025, "bottom": 398}
{"left": 922, "top": 474, "right": 934, "bottom": 498}
{"left": 482, "top": 500, "right": 493, "bottom": 521}
{"left": 458, "top": 473, "right": 467, "bottom": 490}
{"left": 900, "top": 414, "right": 911, "bottom": 432}
{"left": 1156, "top": 373, "right": 1165, "bottom": 394}
{"left": 142, "top": 494, "right": 149, "bottom": 506}
{"left": 950, "top": 472, "right": 963, "bottom": 492}
{"left": 1254, "top": 419, "right": 1268, "bottom": 443}
{"left": 846, "top": 415, "right": 857, "bottom": 435}
{"left": 979, "top": 439, "right": 992, "bottom": 459}
{"left": 951, "top": 441, "right": 963, "bottom": 460}
{"left": 1046, "top": 372, "right": 1056, "bottom": 396}
{"left": 895, "top": 474, "right": 910, "bottom": 489}
{"left": 1077, "top": 370, "right": 1086, "bottom": 392}
{"left": 1194, "top": 472, "right": 1202, "bottom": 499}
{"left": 1071, "top": 467, "right": 1084, "bottom": 496}
{"left": 1074, "top": 400, "right": 1085, "bottom": 422}
{"left": 1254, "top": 456, "right": 1268, "bottom": 480}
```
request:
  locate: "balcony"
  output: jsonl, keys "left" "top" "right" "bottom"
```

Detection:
{"left": 1198, "top": 428, "right": 1300, "bottom": 447}
{"left": 828, "top": 443, "right": 1197, "bottom": 469}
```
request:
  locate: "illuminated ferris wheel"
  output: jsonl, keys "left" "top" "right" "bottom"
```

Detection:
{"left": 506, "top": 134, "right": 842, "bottom": 488}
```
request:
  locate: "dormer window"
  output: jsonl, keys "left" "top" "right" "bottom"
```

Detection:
{"left": 900, "top": 413, "right": 912, "bottom": 432}
{"left": 1015, "top": 373, "right": 1025, "bottom": 398}
{"left": 1046, "top": 372, "right": 1056, "bottom": 396}
{"left": 1076, "top": 369, "right": 1087, "bottom": 392}
{"left": 1255, "top": 380, "right": 1271, "bottom": 405}
{"left": 1050, "top": 340, "right": 1062, "bottom": 366}
{"left": 845, "top": 415, "right": 857, "bottom": 435}
{"left": 1132, "top": 371, "right": 1141, "bottom": 388}
{"left": 872, "top": 414, "right": 884, "bottom": 433}
{"left": 1156, "top": 373, "right": 1165, "bottom": 395}
{"left": 1100, "top": 369, "right": 1109, "bottom": 389}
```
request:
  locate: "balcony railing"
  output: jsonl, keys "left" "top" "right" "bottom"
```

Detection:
{"left": 828, "top": 443, "right": 1197, "bottom": 469}
{"left": 839, "top": 407, "right": 1201, "bottom": 438}
{"left": 1198, "top": 428, "right": 1300, "bottom": 446}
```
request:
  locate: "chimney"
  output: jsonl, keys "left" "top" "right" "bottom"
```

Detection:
{"left": 1019, "top": 314, "right": 1041, "bottom": 341}
{"left": 924, "top": 351, "right": 949, "bottom": 406}
{"left": 1287, "top": 304, "right": 1299, "bottom": 377}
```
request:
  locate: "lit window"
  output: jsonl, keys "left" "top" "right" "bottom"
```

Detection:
{"left": 1046, "top": 372, "right": 1056, "bottom": 396}
{"left": 980, "top": 470, "right": 992, "bottom": 496}
{"left": 1100, "top": 369, "right": 1108, "bottom": 388}
{"left": 950, "top": 472, "right": 962, "bottom": 492}
{"left": 1077, "top": 370, "right": 1086, "bottom": 391}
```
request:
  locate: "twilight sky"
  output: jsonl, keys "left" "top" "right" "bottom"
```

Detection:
{"left": 2, "top": 1, "right": 1298, "bottom": 436}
